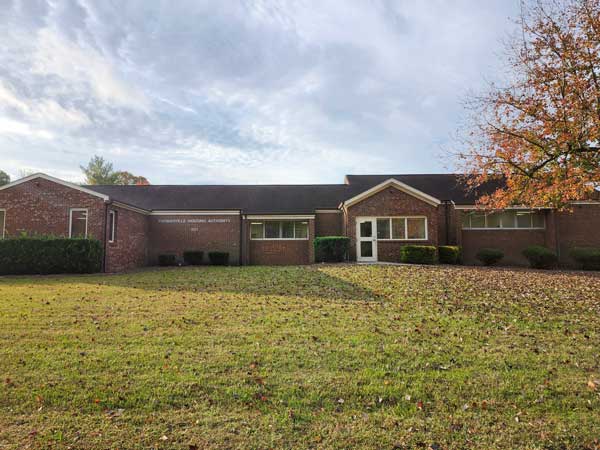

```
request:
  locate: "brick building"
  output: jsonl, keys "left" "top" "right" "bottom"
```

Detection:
{"left": 1, "top": 173, "right": 599, "bottom": 271}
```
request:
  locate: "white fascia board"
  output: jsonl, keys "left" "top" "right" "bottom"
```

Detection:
{"left": 342, "top": 178, "right": 441, "bottom": 209}
{"left": 315, "top": 209, "right": 342, "bottom": 213}
{"left": 0, "top": 173, "right": 110, "bottom": 201}
{"left": 245, "top": 214, "right": 315, "bottom": 220}
{"left": 150, "top": 210, "right": 241, "bottom": 216}
{"left": 111, "top": 201, "right": 150, "bottom": 215}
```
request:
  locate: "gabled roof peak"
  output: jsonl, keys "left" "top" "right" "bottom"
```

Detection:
{"left": 0, "top": 172, "right": 110, "bottom": 201}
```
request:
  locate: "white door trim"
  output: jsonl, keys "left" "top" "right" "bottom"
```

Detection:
{"left": 356, "top": 217, "right": 377, "bottom": 262}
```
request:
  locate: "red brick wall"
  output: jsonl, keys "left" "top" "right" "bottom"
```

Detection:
{"left": 249, "top": 240, "right": 309, "bottom": 265}
{"left": 246, "top": 218, "right": 315, "bottom": 265}
{"left": 556, "top": 204, "right": 600, "bottom": 265}
{"left": 345, "top": 187, "right": 439, "bottom": 262}
{"left": 455, "top": 209, "right": 595, "bottom": 267}
{"left": 0, "top": 177, "right": 106, "bottom": 240}
{"left": 105, "top": 206, "right": 149, "bottom": 272}
{"left": 148, "top": 214, "right": 241, "bottom": 265}
{"left": 461, "top": 229, "right": 547, "bottom": 266}
{"left": 315, "top": 212, "right": 343, "bottom": 236}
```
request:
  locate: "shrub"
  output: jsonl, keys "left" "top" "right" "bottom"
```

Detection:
{"left": 570, "top": 247, "right": 600, "bottom": 270}
{"left": 476, "top": 248, "right": 504, "bottom": 266}
{"left": 314, "top": 236, "right": 350, "bottom": 263}
{"left": 522, "top": 245, "right": 557, "bottom": 269}
{"left": 0, "top": 236, "right": 102, "bottom": 275}
{"left": 158, "top": 254, "right": 177, "bottom": 266}
{"left": 400, "top": 245, "right": 437, "bottom": 265}
{"left": 183, "top": 251, "right": 204, "bottom": 265}
{"left": 438, "top": 246, "right": 461, "bottom": 265}
{"left": 208, "top": 251, "right": 229, "bottom": 266}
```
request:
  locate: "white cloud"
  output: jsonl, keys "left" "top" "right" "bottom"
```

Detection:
{"left": 0, "top": 0, "right": 519, "bottom": 184}
{"left": 0, "top": 117, "right": 54, "bottom": 140}
{"left": 0, "top": 80, "right": 90, "bottom": 129}
{"left": 31, "top": 28, "right": 148, "bottom": 110}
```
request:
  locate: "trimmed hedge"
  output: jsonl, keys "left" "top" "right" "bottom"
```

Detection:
{"left": 0, "top": 236, "right": 102, "bottom": 275}
{"left": 438, "top": 246, "right": 461, "bottom": 265}
{"left": 522, "top": 245, "right": 557, "bottom": 269}
{"left": 158, "top": 254, "right": 177, "bottom": 266}
{"left": 476, "top": 248, "right": 504, "bottom": 266}
{"left": 314, "top": 236, "right": 350, "bottom": 263}
{"left": 183, "top": 251, "right": 204, "bottom": 265}
{"left": 400, "top": 245, "right": 437, "bottom": 265}
{"left": 570, "top": 247, "right": 600, "bottom": 270}
{"left": 209, "top": 251, "right": 229, "bottom": 266}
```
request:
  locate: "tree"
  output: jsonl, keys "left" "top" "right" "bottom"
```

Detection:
{"left": 114, "top": 171, "right": 150, "bottom": 186}
{"left": 459, "top": 0, "right": 600, "bottom": 209}
{"left": 80, "top": 155, "right": 119, "bottom": 185}
{"left": 80, "top": 156, "right": 150, "bottom": 185}
{"left": 0, "top": 170, "right": 10, "bottom": 186}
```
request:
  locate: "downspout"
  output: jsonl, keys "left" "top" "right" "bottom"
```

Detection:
{"left": 554, "top": 210, "right": 560, "bottom": 261}
{"left": 444, "top": 200, "right": 451, "bottom": 245}
{"left": 239, "top": 211, "right": 244, "bottom": 266}
{"left": 103, "top": 200, "right": 110, "bottom": 273}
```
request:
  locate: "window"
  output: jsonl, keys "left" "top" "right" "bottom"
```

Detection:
{"left": 265, "top": 221, "right": 280, "bottom": 239}
{"left": 462, "top": 210, "right": 545, "bottom": 229}
{"left": 486, "top": 212, "right": 502, "bottom": 228}
{"left": 470, "top": 213, "right": 486, "bottom": 228}
{"left": 0, "top": 209, "right": 5, "bottom": 239}
{"left": 295, "top": 221, "right": 308, "bottom": 239}
{"left": 376, "top": 218, "right": 389, "bottom": 239}
{"left": 69, "top": 208, "right": 88, "bottom": 238}
{"left": 281, "top": 221, "right": 294, "bottom": 239}
{"left": 108, "top": 210, "right": 117, "bottom": 243}
{"left": 391, "top": 218, "right": 406, "bottom": 239}
{"left": 374, "top": 217, "right": 427, "bottom": 241}
{"left": 407, "top": 218, "right": 426, "bottom": 239}
{"left": 250, "top": 220, "right": 310, "bottom": 240}
{"left": 250, "top": 222, "right": 264, "bottom": 239}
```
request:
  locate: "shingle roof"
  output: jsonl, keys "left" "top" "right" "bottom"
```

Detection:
{"left": 344, "top": 174, "right": 504, "bottom": 204}
{"left": 86, "top": 174, "right": 498, "bottom": 213}
{"left": 86, "top": 184, "right": 356, "bottom": 213}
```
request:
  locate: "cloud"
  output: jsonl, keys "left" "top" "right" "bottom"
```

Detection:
{"left": 0, "top": 0, "right": 519, "bottom": 183}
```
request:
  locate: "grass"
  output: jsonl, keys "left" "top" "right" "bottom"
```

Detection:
{"left": 0, "top": 264, "right": 599, "bottom": 449}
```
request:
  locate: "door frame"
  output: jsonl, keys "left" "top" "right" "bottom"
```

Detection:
{"left": 356, "top": 217, "right": 378, "bottom": 262}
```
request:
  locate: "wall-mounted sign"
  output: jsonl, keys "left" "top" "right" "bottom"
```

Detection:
{"left": 157, "top": 218, "right": 232, "bottom": 224}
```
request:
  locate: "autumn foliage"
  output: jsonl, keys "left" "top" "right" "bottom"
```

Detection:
{"left": 460, "top": 0, "right": 600, "bottom": 209}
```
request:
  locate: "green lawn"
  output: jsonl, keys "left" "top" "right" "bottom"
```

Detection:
{"left": 0, "top": 265, "right": 599, "bottom": 449}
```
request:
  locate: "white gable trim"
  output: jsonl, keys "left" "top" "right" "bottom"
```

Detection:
{"left": 0, "top": 173, "right": 110, "bottom": 201}
{"left": 342, "top": 178, "right": 441, "bottom": 209}
{"left": 112, "top": 201, "right": 151, "bottom": 215}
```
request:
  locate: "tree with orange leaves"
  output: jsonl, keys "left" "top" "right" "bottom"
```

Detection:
{"left": 459, "top": 0, "right": 600, "bottom": 209}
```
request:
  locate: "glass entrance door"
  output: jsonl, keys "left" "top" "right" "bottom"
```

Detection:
{"left": 356, "top": 218, "right": 377, "bottom": 262}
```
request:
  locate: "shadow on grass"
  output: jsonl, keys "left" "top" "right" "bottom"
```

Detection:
{"left": 64, "top": 266, "right": 384, "bottom": 302}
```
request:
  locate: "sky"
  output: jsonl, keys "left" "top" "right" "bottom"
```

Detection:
{"left": 0, "top": 0, "right": 520, "bottom": 184}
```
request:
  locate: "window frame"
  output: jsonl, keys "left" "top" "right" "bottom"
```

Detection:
{"left": 0, "top": 209, "right": 5, "bottom": 239}
{"left": 462, "top": 210, "right": 545, "bottom": 230}
{"left": 249, "top": 220, "right": 310, "bottom": 240}
{"left": 108, "top": 210, "right": 117, "bottom": 243}
{"left": 69, "top": 208, "right": 89, "bottom": 238}
{"left": 375, "top": 216, "right": 428, "bottom": 241}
